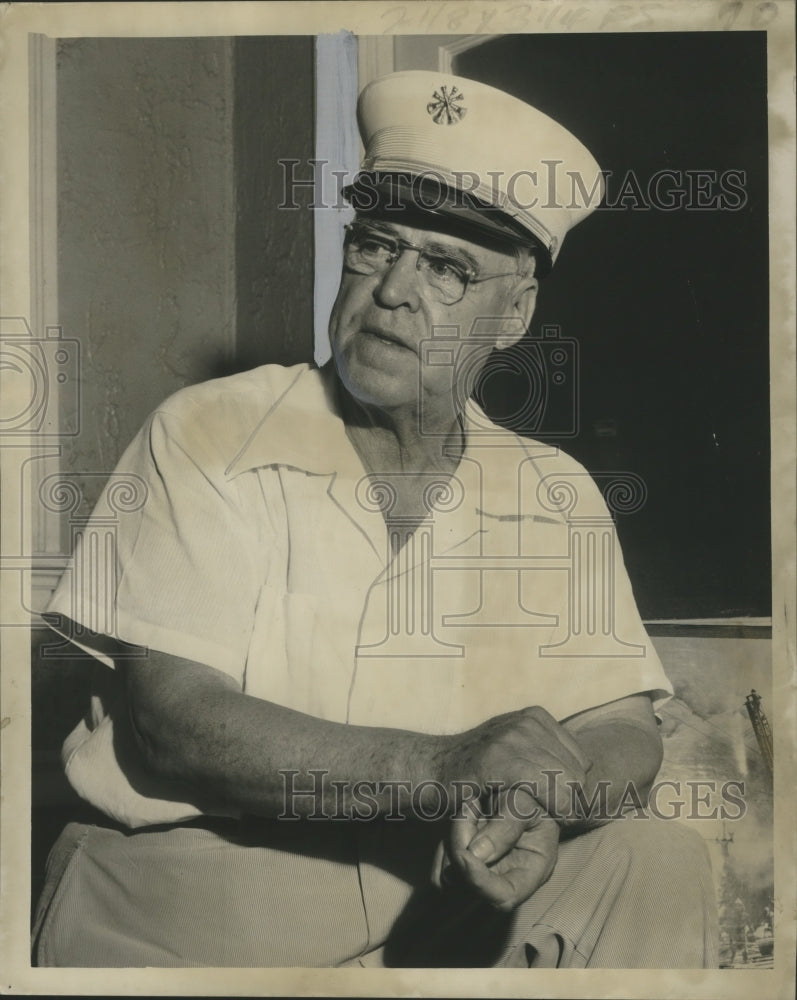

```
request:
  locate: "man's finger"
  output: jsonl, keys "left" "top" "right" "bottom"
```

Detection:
{"left": 463, "top": 789, "right": 543, "bottom": 866}
{"left": 457, "top": 828, "right": 559, "bottom": 911}
{"left": 449, "top": 797, "right": 483, "bottom": 862}
{"left": 456, "top": 851, "right": 522, "bottom": 912}
{"left": 465, "top": 814, "right": 527, "bottom": 867}
{"left": 430, "top": 839, "right": 448, "bottom": 890}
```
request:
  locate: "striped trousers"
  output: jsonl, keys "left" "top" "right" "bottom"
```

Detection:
{"left": 33, "top": 813, "right": 718, "bottom": 968}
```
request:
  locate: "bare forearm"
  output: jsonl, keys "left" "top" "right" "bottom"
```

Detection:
{"left": 125, "top": 654, "right": 445, "bottom": 819}
{"left": 561, "top": 716, "right": 663, "bottom": 830}
{"left": 125, "top": 654, "right": 658, "bottom": 831}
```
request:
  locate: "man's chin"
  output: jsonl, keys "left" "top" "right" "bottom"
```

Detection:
{"left": 342, "top": 376, "right": 420, "bottom": 415}
{"left": 334, "top": 342, "right": 420, "bottom": 410}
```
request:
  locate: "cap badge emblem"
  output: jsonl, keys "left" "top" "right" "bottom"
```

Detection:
{"left": 426, "top": 85, "right": 467, "bottom": 125}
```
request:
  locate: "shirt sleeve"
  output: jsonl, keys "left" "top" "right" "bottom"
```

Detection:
{"left": 46, "top": 407, "right": 264, "bottom": 684}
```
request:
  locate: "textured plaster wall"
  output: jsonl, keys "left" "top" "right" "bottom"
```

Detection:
{"left": 56, "top": 37, "right": 236, "bottom": 511}
{"left": 56, "top": 36, "right": 316, "bottom": 515}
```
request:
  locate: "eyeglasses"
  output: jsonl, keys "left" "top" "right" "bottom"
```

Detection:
{"left": 342, "top": 222, "right": 522, "bottom": 305}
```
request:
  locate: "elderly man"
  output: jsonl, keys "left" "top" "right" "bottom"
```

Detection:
{"left": 33, "top": 71, "right": 717, "bottom": 968}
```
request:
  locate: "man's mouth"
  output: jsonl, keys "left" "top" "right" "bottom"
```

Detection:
{"left": 361, "top": 326, "right": 414, "bottom": 351}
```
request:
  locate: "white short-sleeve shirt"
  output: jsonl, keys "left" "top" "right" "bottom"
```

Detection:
{"left": 47, "top": 363, "right": 672, "bottom": 828}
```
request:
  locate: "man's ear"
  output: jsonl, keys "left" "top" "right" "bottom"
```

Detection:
{"left": 496, "top": 278, "right": 539, "bottom": 350}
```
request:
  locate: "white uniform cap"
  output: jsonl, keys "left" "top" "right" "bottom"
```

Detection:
{"left": 346, "top": 70, "right": 604, "bottom": 273}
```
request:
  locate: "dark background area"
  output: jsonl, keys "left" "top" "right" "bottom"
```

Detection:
{"left": 458, "top": 33, "right": 770, "bottom": 620}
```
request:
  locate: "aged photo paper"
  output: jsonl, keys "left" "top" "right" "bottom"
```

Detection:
{"left": 1, "top": 1, "right": 795, "bottom": 997}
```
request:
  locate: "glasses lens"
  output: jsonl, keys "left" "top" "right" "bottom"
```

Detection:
{"left": 344, "top": 226, "right": 396, "bottom": 274}
{"left": 342, "top": 225, "right": 469, "bottom": 304}
{"left": 417, "top": 253, "right": 468, "bottom": 304}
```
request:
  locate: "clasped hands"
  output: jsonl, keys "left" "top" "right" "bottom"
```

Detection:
{"left": 431, "top": 706, "right": 592, "bottom": 912}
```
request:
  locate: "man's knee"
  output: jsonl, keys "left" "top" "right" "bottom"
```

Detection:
{"left": 593, "top": 817, "right": 712, "bottom": 879}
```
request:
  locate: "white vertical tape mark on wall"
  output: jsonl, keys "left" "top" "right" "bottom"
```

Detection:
{"left": 314, "top": 33, "right": 358, "bottom": 367}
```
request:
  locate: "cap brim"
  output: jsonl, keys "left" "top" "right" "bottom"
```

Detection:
{"left": 342, "top": 172, "right": 552, "bottom": 276}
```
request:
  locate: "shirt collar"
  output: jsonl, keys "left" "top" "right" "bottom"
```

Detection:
{"left": 225, "top": 364, "right": 357, "bottom": 480}
{"left": 224, "top": 362, "right": 566, "bottom": 524}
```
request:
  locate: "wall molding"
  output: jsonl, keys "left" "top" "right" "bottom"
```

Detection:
{"left": 314, "top": 33, "right": 359, "bottom": 366}
{"left": 357, "top": 35, "right": 394, "bottom": 88}
{"left": 28, "top": 34, "right": 63, "bottom": 558}
{"left": 437, "top": 35, "right": 499, "bottom": 73}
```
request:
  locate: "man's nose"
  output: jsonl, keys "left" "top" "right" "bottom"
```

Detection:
{"left": 372, "top": 250, "right": 422, "bottom": 311}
